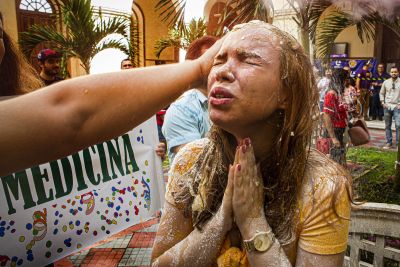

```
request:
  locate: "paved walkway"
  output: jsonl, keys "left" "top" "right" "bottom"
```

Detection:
{"left": 54, "top": 218, "right": 160, "bottom": 267}
{"left": 53, "top": 121, "right": 396, "bottom": 267}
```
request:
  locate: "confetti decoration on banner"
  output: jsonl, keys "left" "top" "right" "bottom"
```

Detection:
{"left": 141, "top": 177, "right": 151, "bottom": 211}
{"left": 80, "top": 192, "right": 95, "bottom": 215}
{"left": 136, "top": 129, "right": 144, "bottom": 144}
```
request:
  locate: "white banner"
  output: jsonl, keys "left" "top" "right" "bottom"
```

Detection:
{"left": 0, "top": 117, "right": 165, "bottom": 267}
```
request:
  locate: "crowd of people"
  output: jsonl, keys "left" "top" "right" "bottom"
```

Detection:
{"left": 317, "top": 61, "right": 399, "bottom": 165}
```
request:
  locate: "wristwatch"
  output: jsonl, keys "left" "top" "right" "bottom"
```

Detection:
{"left": 243, "top": 230, "right": 275, "bottom": 253}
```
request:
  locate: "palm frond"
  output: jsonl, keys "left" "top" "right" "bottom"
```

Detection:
{"left": 95, "top": 15, "right": 129, "bottom": 38}
{"left": 92, "top": 38, "right": 129, "bottom": 58}
{"left": 19, "top": 25, "right": 70, "bottom": 57}
{"left": 218, "top": 0, "right": 274, "bottom": 33}
{"left": 154, "top": 17, "right": 208, "bottom": 59}
{"left": 315, "top": 11, "right": 352, "bottom": 60}
{"left": 155, "top": 0, "right": 187, "bottom": 35}
{"left": 62, "top": 0, "right": 95, "bottom": 38}
{"left": 184, "top": 18, "right": 208, "bottom": 47}
{"left": 154, "top": 29, "right": 182, "bottom": 58}
{"left": 308, "top": 0, "right": 335, "bottom": 44}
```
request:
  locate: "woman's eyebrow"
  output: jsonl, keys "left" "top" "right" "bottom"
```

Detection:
{"left": 236, "top": 49, "right": 270, "bottom": 64}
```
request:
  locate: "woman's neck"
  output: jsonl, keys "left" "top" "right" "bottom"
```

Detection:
{"left": 234, "top": 120, "right": 281, "bottom": 161}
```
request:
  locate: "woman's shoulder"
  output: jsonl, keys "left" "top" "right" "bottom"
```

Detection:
{"left": 297, "top": 149, "right": 352, "bottom": 255}
{"left": 170, "top": 138, "right": 209, "bottom": 175}
{"left": 302, "top": 148, "right": 350, "bottom": 198}
{"left": 165, "top": 138, "right": 209, "bottom": 208}
{"left": 298, "top": 149, "right": 351, "bottom": 216}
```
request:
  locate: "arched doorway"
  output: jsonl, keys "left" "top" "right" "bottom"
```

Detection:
{"left": 205, "top": 1, "right": 234, "bottom": 35}
{"left": 132, "top": 3, "right": 145, "bottom": 67}
{"left": 16, "top": 0, "right": 61, "bottom": 69}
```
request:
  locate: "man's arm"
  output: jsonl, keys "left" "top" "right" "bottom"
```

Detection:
{"left": 0, "top": 39, "right": 222, "bottom": 176}
{"left": 356, "top": 75, "right": 361, "bottom": 91}
{"left": 380, "top": 80, "right": 387, "bottom": 108}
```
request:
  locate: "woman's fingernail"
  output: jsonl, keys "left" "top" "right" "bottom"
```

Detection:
{"left": 244, "top": 138, "right": 250, "bottom": 146}
{"left": 237, "top": 164, "right": 241, "bottom": 171}
{"left": 241, "top": 145, "right": 246, "bottom": 153}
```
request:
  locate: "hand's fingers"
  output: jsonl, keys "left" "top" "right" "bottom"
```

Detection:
{"left": 234, "top": 145, "right": 240, "bottom": 165}
{"left": 245, "top": 139, "right": 256, "bottom": 165}
{"left": 234, "top": 163, "right": 242, "bottom": 188}
{"left": 225, "top": 164, "right": 234, "bottom": 198}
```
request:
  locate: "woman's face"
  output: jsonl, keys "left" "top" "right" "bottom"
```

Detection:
{"left": 0, "top": 18, "right": 4, "bottom": 65}
{"left": 207, "top": 27, "right": 285, "bottom": 136}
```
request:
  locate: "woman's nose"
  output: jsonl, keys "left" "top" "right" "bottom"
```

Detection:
{"left": 215, "top": 65, "right": 235, "bottom": 83}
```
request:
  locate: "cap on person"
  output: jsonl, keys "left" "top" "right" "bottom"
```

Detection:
{"left": 37, "top": 49, "right": 62, "bottom": 62}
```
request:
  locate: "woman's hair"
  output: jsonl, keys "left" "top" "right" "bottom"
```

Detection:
{"left": 177, "top": 21, "right": 351, "bottom": 243}
{"left": 0, "top": 12, "right": 43, "bottom": 96}
{"left": 185, "top": 35, "right": 218, "bottom": 60}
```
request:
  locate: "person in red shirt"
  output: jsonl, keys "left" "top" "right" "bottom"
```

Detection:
{"left": 323, "top": 82, "right": 348, "bottom": 165}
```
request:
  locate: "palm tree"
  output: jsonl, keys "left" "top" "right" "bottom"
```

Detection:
{"left": 286, "top": 0, "right": 332, "bottom": 55}
{"left": 154, "top": 18, "right": 208, "bottom": 58}
{"left": 315, "top": 4, "right": 400, "bottom": 60}
{"left": 19, "top": 0, "right": 130, "bottom": 74}
{"left": 155, "top": 0, "right": 274, "bottom": 36}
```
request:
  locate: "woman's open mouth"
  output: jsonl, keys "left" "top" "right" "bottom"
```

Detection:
{"left": 209, "top": 87, "right": 234, "bottom": 106}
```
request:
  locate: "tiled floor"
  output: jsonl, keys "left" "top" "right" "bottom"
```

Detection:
{"left": 54, "top": 218, "right": 160, "bottom": 267}
{"left": 53, "top": 125, "right": 394, "bottom": 267}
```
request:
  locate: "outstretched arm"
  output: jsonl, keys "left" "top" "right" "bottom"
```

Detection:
{"left": 0, "top": 40, "right": 222, "bottom": 176}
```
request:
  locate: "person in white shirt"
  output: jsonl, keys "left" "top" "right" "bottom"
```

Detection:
{"left": 380, "top": 66, "right": 400, "bottom": 149}
{"left": 317, "top": 69, "right": 332, "bottom": 111}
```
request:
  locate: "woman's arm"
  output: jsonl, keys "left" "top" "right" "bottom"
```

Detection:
{"left": 295, "top": 249, "right": 344, "bottom": 267}
{"left": 151, "top": 202, "right": 230, "bottom": 267}
{"left": 0, "top": 40, "right": 222, "bottom": 176}
{"left": 151, "top": 164, "right": 235, "bottom": 267}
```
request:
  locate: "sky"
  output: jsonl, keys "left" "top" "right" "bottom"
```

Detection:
{"left": 90, "top": 0, "right": 206, "bottom": 74}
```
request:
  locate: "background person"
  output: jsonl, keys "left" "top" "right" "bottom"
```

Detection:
{"left": 162, "top": 35, "right": 218, "bottom": 163}
{"left": 317, "top": 69, "right": 332, "bottom": 111}
{"left": 371, "top": 63, "right": 390, "bottom": 120}
{"left": 380, "top": 66, "right": 400, "bottom": 149}
{"left": 37, "top": 48, "right": 64, "bottom": 86}
{"left": 356, "top": 62, "right": 373, "bottom": 120}
{"left": 120, "top": 58, "right": 134, "bottom": 69}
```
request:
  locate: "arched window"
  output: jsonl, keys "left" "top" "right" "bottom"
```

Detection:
{"left": 17, "top": 0, "right": 61, "bottom": 70}
{"left": 19, "top": 0, "right": 53, "bottom": 13}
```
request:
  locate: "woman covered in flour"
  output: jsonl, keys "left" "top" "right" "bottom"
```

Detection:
{"left": 151, "top": 21, "right": 352, "bottom": 266}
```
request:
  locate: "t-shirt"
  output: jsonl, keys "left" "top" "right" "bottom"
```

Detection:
{"left": 162, "top": 89, "right": 210, "bottom": 163}
{"left": 323, "top": 91, "right": 348, "bottom": 128}
{"left": 165, "top": 139, "right": 351, "bottom": 265}
{"left": 372, "top": 72, "right": 390, "bottom": 92}
{"left": 41, "top": 76, "right": 64, "bottom": 86}
{"left": 357, "top": 69, "right": 372, "bottom": 90}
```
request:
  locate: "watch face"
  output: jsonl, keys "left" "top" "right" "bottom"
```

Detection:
{"left": 254, "top": 234, "right": 271, "bottom": 251}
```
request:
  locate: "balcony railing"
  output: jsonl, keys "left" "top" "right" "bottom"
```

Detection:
{"left": 344, "top": 203, "right": 400, "bottom": 267}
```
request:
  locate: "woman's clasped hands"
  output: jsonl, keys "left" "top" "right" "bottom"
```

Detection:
{"left": 221, "top": 138, "right": 267, "bottom": 237}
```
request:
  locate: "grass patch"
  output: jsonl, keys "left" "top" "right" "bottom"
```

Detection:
{"left": 347, "top": 147, "right": 400, "bottom": 205}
